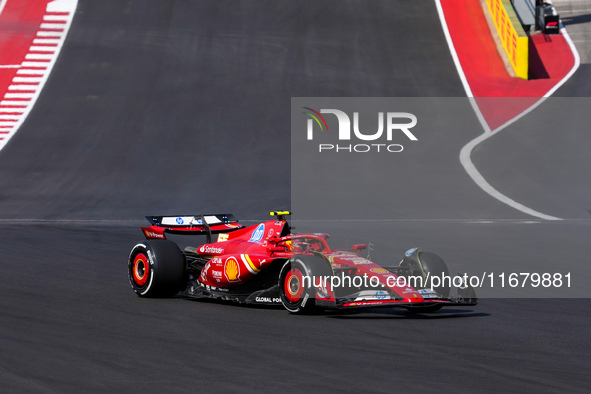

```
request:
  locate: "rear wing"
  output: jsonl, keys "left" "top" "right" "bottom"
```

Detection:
{"left": 141, "top": 213, "right": 244, "bottom": 242}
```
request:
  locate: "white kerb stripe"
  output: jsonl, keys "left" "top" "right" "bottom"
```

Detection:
{"left": 21, "top": 62, "right": 49, "bottom": 68}
{"left": 33, "top": 39, "right": 61, "bottom": 44}
{"left": 4, "top": 93, "right": 35, "bottom": 99}
{"left": 25, "top": 54, "right": 53, "bottom": 60}
{"left": 43, "top": 15, "right": 69, "bottom": 21}
{"left": 39, "top": 23, "right": 66, "bottom": 29}
{"left": 13, "top": 77, "right": 43, "bottom": 83}
{"left": 29, "top": 46, "right": 56, "bottom": 52}
{"left": 0, "top": 115, "right": 21, "bottom": 120}
{"left": 37, "top": 31, "right": 64, "bottom": 37}
{"left": 0, "top": 121, "right": 18, "bottom": 126}
{"left": 0, "top": 101, "right": 30, "bottom": 106}
{"left": 17, "top": 69, "right": 46, "bottom": 75}
{"left": 0, "top": 0, "right": 78, "bottom": 153}
{"left": 9, "top": 85, "right": 38, "bottom": 90}
{"left": 0, "top": 108, "right": 24, "bottom": 113}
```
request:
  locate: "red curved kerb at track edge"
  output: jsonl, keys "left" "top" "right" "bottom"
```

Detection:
{"left": 438, "top": 0, "right": 577, "bottom": 132}
{"left": 0, "top": 0, "right": 78, "bottom": 150}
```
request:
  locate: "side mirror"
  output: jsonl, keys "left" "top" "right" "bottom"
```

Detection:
{"left": 352, "top": 244, "right": 367, "bottom": 251}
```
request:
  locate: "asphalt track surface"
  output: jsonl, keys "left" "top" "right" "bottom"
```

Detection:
{"left": 1, "top": 1, "right": 590, "bottom": 392}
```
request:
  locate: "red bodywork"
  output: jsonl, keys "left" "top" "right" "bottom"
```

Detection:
{"left": 142, "top": 215, "right": 458, "bottom": 308}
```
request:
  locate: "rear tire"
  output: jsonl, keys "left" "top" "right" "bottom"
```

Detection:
{"left": 278, "top": 256, "right": 318, "bottom": 314}
{"left": 128, "top": 240, "right": 185, "bottom": 297}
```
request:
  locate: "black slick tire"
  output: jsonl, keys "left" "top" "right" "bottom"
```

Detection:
{"left": 128, "top": 240, "right": 185, "bottom": 297}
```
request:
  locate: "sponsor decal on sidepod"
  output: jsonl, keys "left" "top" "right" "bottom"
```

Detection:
{"left": 199, "top": 245, "right": 224, "bottom": 254}
{"left": 249, "top": 223, "right": 265, "bottom": 242}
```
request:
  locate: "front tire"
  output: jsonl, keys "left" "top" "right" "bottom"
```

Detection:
{"left": 405, "top": 251, "right": 450, "bottom": 313}
{"left": 418, "top": 251, "right": 450, "bottom": 298}
{"left": 128, "top": 240, "right": 186, "bottom": 297}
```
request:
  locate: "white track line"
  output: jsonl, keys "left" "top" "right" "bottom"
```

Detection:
{"left": 435, "top": 0, "right": 580, "bottom": 220}
{"left": 434, "top": 0, "right": 491, "bottom": 134}
{"left": 434, "top": 0, "right": 473, "bottom": 98}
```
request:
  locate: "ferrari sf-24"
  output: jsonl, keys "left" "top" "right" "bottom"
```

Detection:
{"left": 128, "top": 211, "right": 477, "bottom": 314}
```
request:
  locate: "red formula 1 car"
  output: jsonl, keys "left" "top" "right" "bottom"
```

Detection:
{"left": 128, "top": 211, "right": 477, "bottom": 313}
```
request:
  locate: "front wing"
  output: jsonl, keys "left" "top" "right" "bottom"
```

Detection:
{"left": 318, "top": 282, "right": 478, "bottom": 310}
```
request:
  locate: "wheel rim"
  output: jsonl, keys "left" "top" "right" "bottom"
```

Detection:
{"left": 284, "top": 267, "right": 304, "bottom": 303}
{"left": 132, "top": 253, "right": 149, "bottom": 286}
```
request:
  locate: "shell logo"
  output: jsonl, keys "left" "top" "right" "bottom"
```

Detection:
{"left": 225, "top": 257, "right": 240, "bottom": 282}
